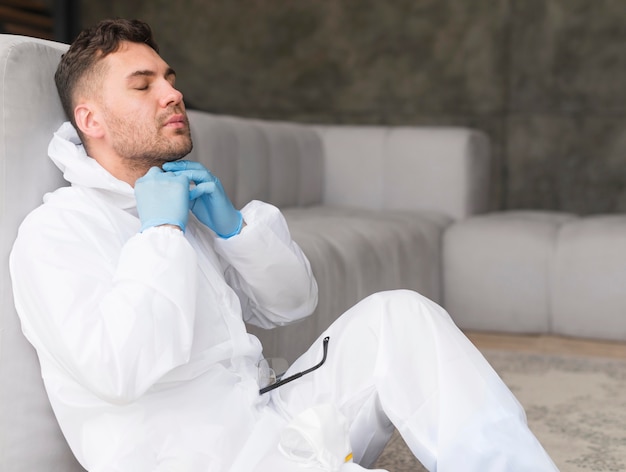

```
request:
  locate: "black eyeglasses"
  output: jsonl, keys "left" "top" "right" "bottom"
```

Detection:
{"left": 259, "top": 336, "right": 330, "bottom": 395}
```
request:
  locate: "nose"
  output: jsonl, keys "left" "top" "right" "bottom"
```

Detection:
{"left": 160, "top": 80, "right": 184, "bottom": 108}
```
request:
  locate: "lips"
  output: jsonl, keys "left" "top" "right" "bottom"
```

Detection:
{"left": 163, "top": 113, "right": 187, "bottom": 128}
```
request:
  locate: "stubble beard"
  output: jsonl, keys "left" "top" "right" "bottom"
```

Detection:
{"left": 107, "top": 108, "right": 194, "bottom": 173}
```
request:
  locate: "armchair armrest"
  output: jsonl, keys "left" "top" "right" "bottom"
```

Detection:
{"left": 315, "top": 125, "right": 491, "bottom": 220}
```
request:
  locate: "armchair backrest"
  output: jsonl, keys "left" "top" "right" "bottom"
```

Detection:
{"left": 0, "top": 34, "right": 83, "bottom": 470}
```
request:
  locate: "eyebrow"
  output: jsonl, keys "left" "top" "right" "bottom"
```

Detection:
{"left": 126, "top": 67, "right": 176, "bottom": 81}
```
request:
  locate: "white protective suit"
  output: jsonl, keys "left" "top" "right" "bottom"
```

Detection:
{"left": 10, "top": 122, "right": 559, "bottom": 472}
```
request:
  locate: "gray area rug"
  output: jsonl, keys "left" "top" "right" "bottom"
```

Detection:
{"left": 372, "top": 349, "right": 626, "bottom": 471}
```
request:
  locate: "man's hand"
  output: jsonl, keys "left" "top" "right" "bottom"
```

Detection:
{"left": 135, "top": 167, "right": 190, "bottom": 232}
{"left": 163, "top": 161, "right": 243, "bottom": 238}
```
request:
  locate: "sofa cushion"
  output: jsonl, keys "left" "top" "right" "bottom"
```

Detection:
{"left": 315, "top": 125, "right": 491, "bottom": 219}
{"left": 248, "top": 206, "right": 452, "bottom": 361}
{"left": 442, "top": 211, "right": 576, "bottom": 334}
{"left": 552, "top": 215, "right": 626, "bottom": 341}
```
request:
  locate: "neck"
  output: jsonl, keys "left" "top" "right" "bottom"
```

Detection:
{"left": 85, "top": 143, "right": 152, "bottom": 187}
{"left": 108, "top": 160, "right": 151, "bottom": 187}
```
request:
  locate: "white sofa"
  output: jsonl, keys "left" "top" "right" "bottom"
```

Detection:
{"left": 0, "top": 35, "right": 489, "bottom": 470}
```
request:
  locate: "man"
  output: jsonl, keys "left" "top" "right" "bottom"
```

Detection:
{"left": 10, "top": 19, "right": 558, "bottom": 472}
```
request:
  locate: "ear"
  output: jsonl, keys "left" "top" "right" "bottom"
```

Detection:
{"left": 74, "top": 102, "right": 105, "bottom": 139}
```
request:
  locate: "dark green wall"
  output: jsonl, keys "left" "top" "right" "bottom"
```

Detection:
{"left": 80, "top": 0, "right": 626, "bottom": 214}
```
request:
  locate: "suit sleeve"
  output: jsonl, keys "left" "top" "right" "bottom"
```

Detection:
{"left": 10, "top": 209, "right": 199, "bottom": 404}
{"left": 213, "top": 200, "right": 318, "bottom": 328}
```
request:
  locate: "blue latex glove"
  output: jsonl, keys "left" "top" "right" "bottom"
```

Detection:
{"left": 163, "top": 160, "right": 243, "bottom": 239}
{"left": 135, "top": 166, "right": 190, "bottom": 232}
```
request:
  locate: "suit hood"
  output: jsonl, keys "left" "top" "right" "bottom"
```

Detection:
{"left": 48, "top": 122, "right": 136, "bottom": 208}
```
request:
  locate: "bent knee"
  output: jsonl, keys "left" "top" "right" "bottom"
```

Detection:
{"left": 349, "top": 289, "right": 452, "bottom": 328}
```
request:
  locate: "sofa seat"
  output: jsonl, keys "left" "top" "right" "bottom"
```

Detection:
{"left": 552, "top": 215, "right": 626, "bottom": 341}
{"left": 443, "top": 211, "right": 626, "bottom": 342}
{"left": 249, "top": 205, "right": 452, "bottom": 361}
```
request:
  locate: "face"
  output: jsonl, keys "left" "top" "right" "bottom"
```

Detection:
{"left": 95, "top": 41, "right": 192, "bottom": 171}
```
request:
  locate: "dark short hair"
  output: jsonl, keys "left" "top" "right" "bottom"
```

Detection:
{"left": 55, "top": 18, "right": 159, "bottom": 128}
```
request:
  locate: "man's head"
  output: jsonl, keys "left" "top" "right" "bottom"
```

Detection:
{"left": 55, "top": 19, "right": 192, "bottom": 184}
{"left": 55, "top": 19, "right": 158, "bottom": 127}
